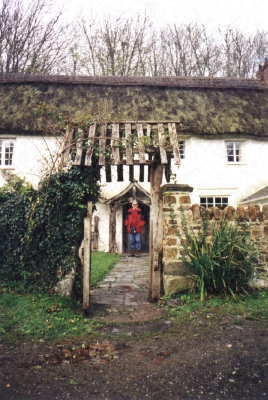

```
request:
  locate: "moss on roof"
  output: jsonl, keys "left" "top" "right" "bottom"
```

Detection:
{"left": 0, "top": 76, "right": 268, "bottom": 136}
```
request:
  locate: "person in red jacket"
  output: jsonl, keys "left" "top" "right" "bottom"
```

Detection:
{"left": 125, "top": 201, "right": 146, "bottom": 257}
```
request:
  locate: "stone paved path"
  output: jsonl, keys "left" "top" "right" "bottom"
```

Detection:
{"left": 90, "top": 254, "right": 149, "bottom": 309}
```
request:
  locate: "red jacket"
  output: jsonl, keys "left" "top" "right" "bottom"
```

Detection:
{"left": 125, "top": 207, "right": 145, "bottom": 233}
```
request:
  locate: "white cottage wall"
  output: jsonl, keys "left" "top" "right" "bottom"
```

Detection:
{"left": 92, "top": 202, "right": 110, "bottom": 252}
{"left": 168, "top": 136, "right": 268, "bottom": 208}
{"left": 0, "top": 135, "right": 61, "bottom": 188}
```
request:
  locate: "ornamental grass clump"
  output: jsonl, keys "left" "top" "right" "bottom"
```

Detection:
{"left": 179, "top": 207, "right": 259, "bottom": 302}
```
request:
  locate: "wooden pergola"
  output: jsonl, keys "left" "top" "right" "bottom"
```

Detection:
{"left": 63, "top": 121, "right": 182, "bottom": 307}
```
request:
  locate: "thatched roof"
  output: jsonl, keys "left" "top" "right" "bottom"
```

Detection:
{"left": 1, "top": 73, "right": 268, "bottom": 136}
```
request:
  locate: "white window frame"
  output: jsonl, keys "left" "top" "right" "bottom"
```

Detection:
{"left": 226, "top": 141, "right": 244, "bottom": 164}
{"left": 0, "top": 139, "right": 15, "bottom": 168}
{"left": 200, "top": 196, "right": 229, "bottom": 209}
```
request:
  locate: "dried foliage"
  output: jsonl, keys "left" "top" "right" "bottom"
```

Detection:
{"left": 0, "top": 1, "right": 267, "bottom": 77}
{"left": 0, "top": 0, "right": 70, "bottom": 74}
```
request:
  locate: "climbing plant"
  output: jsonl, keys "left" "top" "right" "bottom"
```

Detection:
{"left": 0, "top": 167, "right": 100, "bottom": 291}
{"left": 0, "top": 166, "right": 99, "bottom": 289}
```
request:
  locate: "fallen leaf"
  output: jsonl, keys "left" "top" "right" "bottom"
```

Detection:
{"left": 226, "top": 344, "right": 232, "bottom": 348}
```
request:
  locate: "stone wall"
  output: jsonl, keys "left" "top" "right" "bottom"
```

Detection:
{"left": 161, "top": 184, "right": 268, "bottom": 295}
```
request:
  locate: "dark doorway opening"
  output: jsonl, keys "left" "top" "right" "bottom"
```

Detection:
{"left": 122, "top": 203, "right": 150, "bottom": 254}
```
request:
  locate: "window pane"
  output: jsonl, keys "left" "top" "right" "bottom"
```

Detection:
{"left": 226, "top": 142, "right": 234, "bottom": 162}
{"left": 235, "top": 142, "right": 242, "bottom": 162}
{"left": 5, "top": 140, "right": 14, "bottom": 166}
{"left": 200, "top": 198, "right": 207, "bottom": 207}
{"left": 222, "top": 197, "right": 228, "bottom": 206}
{"left": 207, "top": 197, "right": 214, "bottom": 207}
{"left": 179, "top": 141, "right": 185, "bottom": 159}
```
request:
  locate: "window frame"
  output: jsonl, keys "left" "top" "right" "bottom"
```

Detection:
{"left": 226, "top": 141, "right": 245, "bottom": 164}
{"left": 200, "top": 196, "right": 229, "bottom": 210}
{"left": 0, "top": 139, "right": 15, "bottom": 168}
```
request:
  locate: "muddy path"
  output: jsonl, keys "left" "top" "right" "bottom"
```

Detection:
{"left": 1, "top": 305, "right": 268, "bottom": 400}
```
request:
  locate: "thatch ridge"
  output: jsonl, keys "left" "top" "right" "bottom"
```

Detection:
{"left": 0, "top": 73, "right": 267, "bottom": 90}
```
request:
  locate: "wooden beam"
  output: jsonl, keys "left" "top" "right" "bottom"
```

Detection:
{"left": 105, "top": 159, "right": 154, "bottom": 165}
{"left": 149, "top": 161, "right": 164, "bottom": 302}
{"left": 83, "top": 202, "right": 92, "bottom": 315}
{"left": 111, "top": 123, "right": 120, "bottom": 165}
{"left": 99, "top": 124, "right": 107, "bottom": 166}
{"left": 157, "top": 123, "right": 168, "bottom": 164}
{"left": 125, "top": 123, "right": 133, "bottom": 165}
{"left": 109, "top": 204, "right": 118, "bottom": 253}
{"left": 60, "top": 128, "right": 74, "bottom": 167}
{"left": 168, "top": 123, "right": 181, "bottom": 165}
{"left": 74, "top": 129, "right": 84, "bottom": 165}
{"left": 85, "top": 124, "right": 96, "bottom": 166}
{"left": 137, "top": 123, "right": 146, "bottom": 163}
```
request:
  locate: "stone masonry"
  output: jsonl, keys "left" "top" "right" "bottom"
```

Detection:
{"left": 161, "top": 184, "right": 268, "bottom": 295}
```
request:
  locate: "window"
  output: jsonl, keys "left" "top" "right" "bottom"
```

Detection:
{"left": 226, "top": 142, "right": 243, "bottom": 163}
{"left": 179, "top": 141, "right": 185, "bottom": 159}
{"left": 200, "top": 196, "right": 229, "bottom": 210}
{"left": 0, "top": 139, "right": 15, "bottom": 167}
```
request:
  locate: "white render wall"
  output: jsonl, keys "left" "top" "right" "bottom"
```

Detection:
{"left": 99, "top": 136, "right": 268, "bottom": 207}
{"left": 0, "top": 134, "right": 61, "bottom": 188}
{"left": 171, "top": 136, "right": 268, "bottom": 207}
{"left": 2, "top": 134, "right": 267, "bottom": 207}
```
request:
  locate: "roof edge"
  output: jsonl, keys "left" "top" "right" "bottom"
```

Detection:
{"left": 1, "top": 73, "right": 268, "bottom": 91}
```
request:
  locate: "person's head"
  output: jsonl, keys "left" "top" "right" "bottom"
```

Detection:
{"left": 132, "top": 201, "right": 138, "bottom": 208}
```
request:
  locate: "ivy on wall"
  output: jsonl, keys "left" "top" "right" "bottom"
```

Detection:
{"left": 0, "top": 166, "right": 100, "bottom": 291}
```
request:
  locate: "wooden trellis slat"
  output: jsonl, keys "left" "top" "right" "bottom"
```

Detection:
{"left": 125, "top": 123, "right": 133, "bottom": 165}
{"left": 111, "top": 124, "right": 120, "bottom": 165}
{"left": 61, "top": 122, "right": 182, "bottom": 167}
{"left": 74, "top": 129, "right": 84, "bottom": 165}
{"left": 157, "top": 123, "right": 168, "bottom": 164}
{"left": 99, "top": 124, "right": 107, "bottom": 166}
{"left": 61, "top": 128, "right": 74, "bottom": 167}
{"left": 168, "top": 123, "right": 181, "bottom": 165}
{"left": 85, "top": 124, "right": 96, "bottom": 166}
{"left": 137, "top": 123, "right": 146, "bottom": 163}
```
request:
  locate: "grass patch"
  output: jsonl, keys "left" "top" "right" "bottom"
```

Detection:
{"left": 0, "top": 252, "right": 120, "bottom": 343}
{"left": 91, "top": 252, "right": 120, "bottom": 286}
{"left": 165, "top": 289, "right": 268, "bottom": 322}
{"left": 0, "top": 293, "right": 96, "bottom": 343}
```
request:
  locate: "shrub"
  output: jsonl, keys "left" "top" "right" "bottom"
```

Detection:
{"left": 179, "top": 208, "right": 259, "bottom": 301}
{"left": 0, "top": 166, "right": 100, "bottom": 291}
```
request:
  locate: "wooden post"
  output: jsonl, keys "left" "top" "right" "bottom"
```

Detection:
{"left": 83, "top": 202, "right": 92, "bottom": 315}
{"left": 149, "top": 159, "right": 164, "bottom": 302}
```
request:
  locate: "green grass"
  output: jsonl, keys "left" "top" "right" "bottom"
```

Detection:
{"left": 165, "top": 290, "right": 268, "bottom": 322}
{"left": 0, "top": 252, "right": 120, "bottom": 343}
{"left": 91, "top": 252, "right": 120, "bottom": 286}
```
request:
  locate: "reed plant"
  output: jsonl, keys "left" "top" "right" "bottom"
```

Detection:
{"left": 179, "top": 208, "right": 258, "bottom": 302}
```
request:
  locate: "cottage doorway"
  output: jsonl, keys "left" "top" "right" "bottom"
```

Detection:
{"left": 122, "top": 203, "right": 150, "bottom": 254}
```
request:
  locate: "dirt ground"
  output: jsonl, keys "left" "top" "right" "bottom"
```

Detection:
{"left": 1, "top": 303, "right": 268, "bottom": 400}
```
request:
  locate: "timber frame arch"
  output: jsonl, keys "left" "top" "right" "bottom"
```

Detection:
{"left": 103, "top": 182, "right": 151, "bottom": 254}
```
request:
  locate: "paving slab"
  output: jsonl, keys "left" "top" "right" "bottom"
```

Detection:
{"left": 91, "top": 254, "right": 149, "bottom": 309}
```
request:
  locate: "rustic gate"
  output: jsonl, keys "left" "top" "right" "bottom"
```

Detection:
{"left": 61, "top": 122, "right": 181, "bottom": 311}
